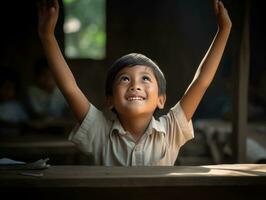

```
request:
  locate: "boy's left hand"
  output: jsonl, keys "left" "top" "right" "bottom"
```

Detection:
{"left": 214, "top": 0, "right": 232, "bottom": 30}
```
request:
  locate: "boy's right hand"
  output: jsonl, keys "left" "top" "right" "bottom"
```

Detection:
{"left": 213, "top": 0, "right": 232, "bottom": 31}
{"left": 37, "top": 0, "right": 59, "bottom": 39}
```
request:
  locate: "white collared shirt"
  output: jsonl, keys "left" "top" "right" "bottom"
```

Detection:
{"left": 69, "top": 102, "right": 194, "bottom": 166}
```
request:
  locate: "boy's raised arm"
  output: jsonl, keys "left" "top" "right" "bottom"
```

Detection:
{"left": 37, "top": 0, "right": 89, "bottom": 123}
{"left": 180, "top": 0, "right": 232, "bottom": 121}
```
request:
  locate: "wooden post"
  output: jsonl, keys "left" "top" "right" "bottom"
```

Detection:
{"left": 232, "top": 0, "right": 250, "bottom": 163}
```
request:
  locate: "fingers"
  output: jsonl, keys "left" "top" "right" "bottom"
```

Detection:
{"left": 218, "top": 1, "right": 224, "bottom": 11}
{"left": 215, "top": 1, "right": 231, "bottom": 29}
{"left": 218, "top": 1, "right": 228, "bottom": 12}
{"left": 36, "top": 0, "right": 58, "bottom": 12}
{"left": 46, "top": 0, "right": 59, "bottom": 15}
{"left": 47, "top": 0, "right": 59, "bottom": 10}
{"left": 215, "top": 1, "right": 228, "bottom": 14}
{"left": 53, "top": 0, "right": 59, "bottom": 10}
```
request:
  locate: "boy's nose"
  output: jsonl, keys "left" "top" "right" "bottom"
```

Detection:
{"left": 129, "top": 82, "right": 142, "bottom": 91}
{"left": 129, "top": 86, "right": 141, "bottom": 91}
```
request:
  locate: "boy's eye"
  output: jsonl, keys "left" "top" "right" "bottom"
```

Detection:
{"left": 142, "top": 76, "right": 151, "bottom": 81}
{"left": 120, "top": 76, "right": 130, "bottom": 82}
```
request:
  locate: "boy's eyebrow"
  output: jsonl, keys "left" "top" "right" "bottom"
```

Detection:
{"left": 141, "top": 72, "right": 153, "bottom": 76}
{"left": 116, "top": 72, "right": 128, "bottom": 79}
{"left": 115, "top": 68, "right": 155, "bottom": 80}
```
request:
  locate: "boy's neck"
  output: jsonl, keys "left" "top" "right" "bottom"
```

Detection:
{"left": 118, "top": 114, "right": 153, "bottom": 142}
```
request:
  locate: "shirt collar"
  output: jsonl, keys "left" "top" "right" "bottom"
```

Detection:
{"left": 111, "top": 117, "right": 127, "bottom": 135}
{"left": 110, "top": 116, "right": 166, "bottom": 136}
{"left": 146, "top": 116, "right": 166, "bottom": 135}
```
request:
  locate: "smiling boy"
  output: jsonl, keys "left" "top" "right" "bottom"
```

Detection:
{"left": 37, "top": 0, "right": 231, "bottom": 165}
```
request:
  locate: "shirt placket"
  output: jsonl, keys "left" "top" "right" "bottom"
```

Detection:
{"left": 132, "top": 144, "right": 144, "bottom": 165}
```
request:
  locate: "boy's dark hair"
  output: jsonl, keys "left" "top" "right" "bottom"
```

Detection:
{"left": 105, "top": 53, "right": 166, "bottom": 96}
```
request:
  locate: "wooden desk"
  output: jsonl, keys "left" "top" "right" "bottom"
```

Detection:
{"left": 0, "top": 164, "right": 266, "bottom": 199}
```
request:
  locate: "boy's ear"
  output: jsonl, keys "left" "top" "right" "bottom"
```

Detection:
{"left": 105, "top": 96, "right": 114, "bottom": 109}
{"left": 157, "top": 94, "right": 166, "bottom": 109}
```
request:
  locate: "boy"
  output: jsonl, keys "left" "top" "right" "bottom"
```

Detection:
{"left": 37, "top": 0, "right": 231, "bottom": 165}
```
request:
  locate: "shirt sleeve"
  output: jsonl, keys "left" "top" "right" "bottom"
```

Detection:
{"left": 162, "top": 101, "right": 194, "bottom": 148}
{"left": 68, "top": 104, "right": 110, "bottom": 154}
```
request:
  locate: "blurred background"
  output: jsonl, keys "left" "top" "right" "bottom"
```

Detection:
{"left": 0, "top": 0, "right": 265, "bottom": 166}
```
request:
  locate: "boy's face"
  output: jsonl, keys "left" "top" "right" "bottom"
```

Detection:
{"left": 108, "top": 65, "right": 166, "bottom": 118}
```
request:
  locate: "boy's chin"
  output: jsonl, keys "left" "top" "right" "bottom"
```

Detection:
{"left": 120, "top": 107, "right": 154, "bottom": 117}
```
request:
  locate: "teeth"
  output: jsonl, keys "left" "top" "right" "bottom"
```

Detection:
{"left": 127, "top": 97, "right": 144, "bottom": 101}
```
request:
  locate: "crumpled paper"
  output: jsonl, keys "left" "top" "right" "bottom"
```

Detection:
{"left": 0, "top": 157, "right": 50, "bottom": 170}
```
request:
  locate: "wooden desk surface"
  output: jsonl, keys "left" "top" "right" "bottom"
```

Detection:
{"left": 1, "top": 164, "right": 266, "bottom": 188}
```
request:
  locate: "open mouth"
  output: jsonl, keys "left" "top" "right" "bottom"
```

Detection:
{"left": 126, "top": 96, "right": 145, "bottom": 101}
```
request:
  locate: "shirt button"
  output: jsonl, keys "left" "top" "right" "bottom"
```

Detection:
{"left": 135, "top": 145, "right": 141, "bottom": 151}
